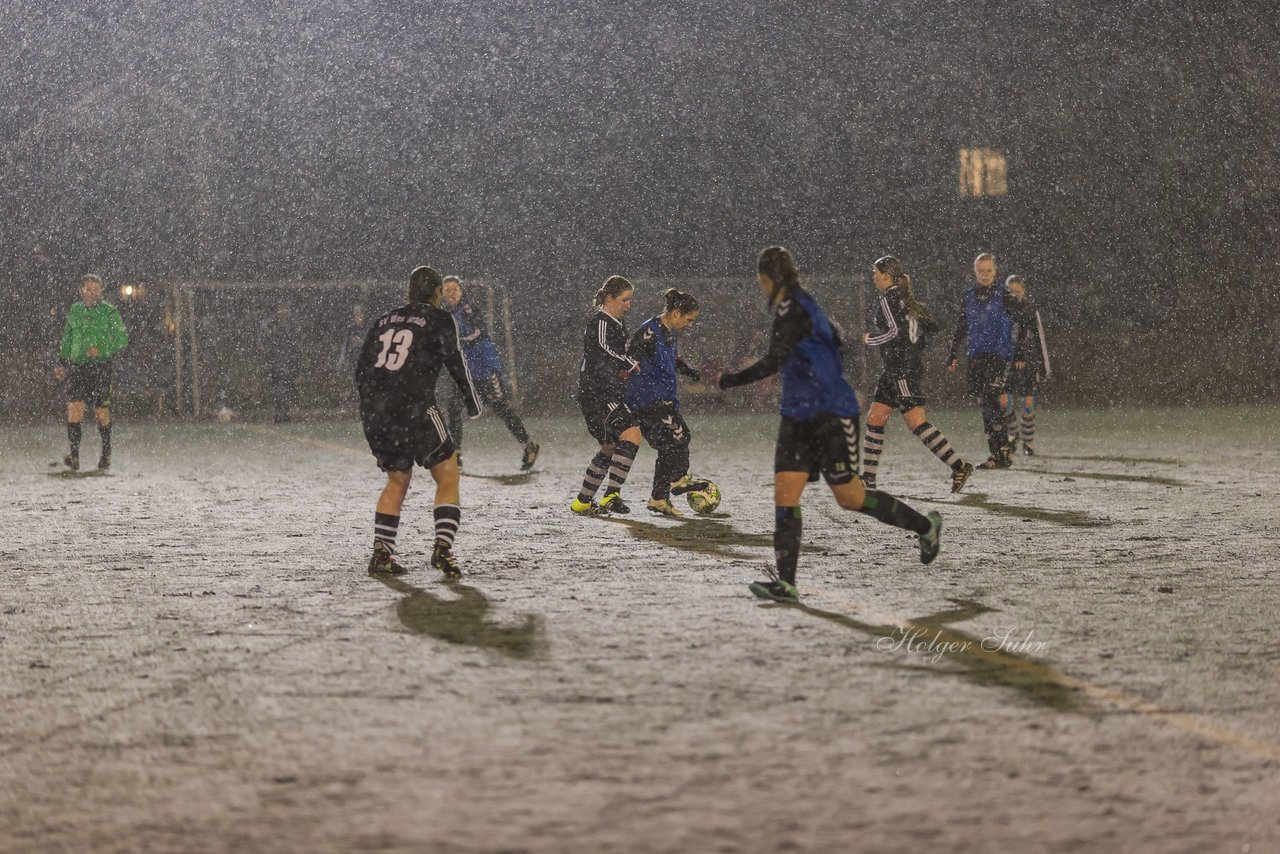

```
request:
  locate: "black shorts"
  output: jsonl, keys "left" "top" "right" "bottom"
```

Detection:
{"left": 636, "top": 401, "right": 691, "bottom": 450}
{"left": 579, "top": 393, "right": 639, "bottom": 445}
{"left": 872, "top": 373, "right": 926, "bottom": 412}
{"left": 1007, "top": 366, "right": 1040, "bottom": 397}
{"left": 965, "top": 354, "right": 1012, "bottom": 399}
{"left": 361, "top": 403, "right": 455, "bottom": 472}
{"left": 774, "top": 413, "right": 860, "bottom": 485}
{"left": 65, "top": 362, "right": 114, "bottom": 408}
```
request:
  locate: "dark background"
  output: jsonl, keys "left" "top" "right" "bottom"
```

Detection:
{"left": 3, "top": 0, "right": 1278, "bottom": 417}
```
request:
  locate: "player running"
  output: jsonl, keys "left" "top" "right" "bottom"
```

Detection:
{"left": 570, "top": 276, "right": 644, "bottom": 516}
{"left": 54, "top": 274, "right": 129, "bottom": 471}
{"left": 624, "top": 288, "right": 710, "bottom": 517}
{"left": 718, "top": 246, "right": 942, "bottom": 603}
{"left": 1003, "top": 275, "right": 1049, "bottom": 455}
{"left": 439, "top": 276, "right": 540, "bottom": 472}
{"left": 947, "top": 252, "right": 1019, "bottom": 469}
{"left": 355, "top": 265, "right": 482, "bottom": 577}
{"left": 861, "top": 256, "right": 973, "bottom": 493}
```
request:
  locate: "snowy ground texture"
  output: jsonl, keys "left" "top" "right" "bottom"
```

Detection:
{"left": 3, "top": 406, "right": 1280, "bottom": 853}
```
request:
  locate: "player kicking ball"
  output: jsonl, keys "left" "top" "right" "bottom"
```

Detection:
{"left": 355, "top": 265, "right": 482, "bottom": 577}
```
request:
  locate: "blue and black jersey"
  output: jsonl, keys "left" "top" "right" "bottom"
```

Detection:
{"left": 865, "top": 285, "right": 938, "bottom": 378}
{"left": 719, "top": 287, "right": 860, "bottom": 420}
{"left": 450, "top": 300, "right": 505, "bottom": 379}
{"left": 948, "top": 285, "right": 1017, "bottom": 363}
{"left": 624, "top": 316, "right": 700, "bottom": 411}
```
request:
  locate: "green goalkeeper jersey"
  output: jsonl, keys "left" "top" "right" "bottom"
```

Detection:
{"left": 59, "top": 301, "right": 129, "bottom": 365}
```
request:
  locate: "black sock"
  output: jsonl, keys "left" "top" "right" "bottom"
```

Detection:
{"left": 67, "top": 422, "right": 82, "bottom": 456}
{"left": 774, "top": 506, "right": 802, "bottom": 585}
{"left": 578, "top": 450, "right": 612, "bottom": 503}
{"left": 605, "top": 440, "right": 639, "bottom": 494}
{"left": 434, "top": 504, "right": 461, "bottom": 550}
{"left": 491, "top": 399, "right": 530, "bottom": 445}
{"left": 857, "top": 489, "right": 930, "bottom": 535}
{"left": 373, "top": 512, "right": 399, "bottom": 553}
{"left": 98, "top": 424, "right": 112, "bottom": 460}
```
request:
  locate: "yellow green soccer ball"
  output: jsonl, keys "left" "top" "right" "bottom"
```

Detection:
{"left": 686, "top": 481, "right": 721, "bottom": 515}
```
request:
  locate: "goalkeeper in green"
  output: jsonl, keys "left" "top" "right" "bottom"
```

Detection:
{"left": 54, "top": 274, "right": 129, "bottom": 471}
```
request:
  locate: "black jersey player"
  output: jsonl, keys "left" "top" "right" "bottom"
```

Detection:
{"left": 861, "top": 256, "right": 973, "bottom": 493}
{"left": 1003, "top": 275, "right": 1049, "bottom": 455}
{"left": 718, "top": 246, "right": 942, "bottom": 604}
{"left": 355, "top": 265, "right": 482, "bottom": 577}
{"left": 571, "top": 275, "right": 645, "bottom": 515}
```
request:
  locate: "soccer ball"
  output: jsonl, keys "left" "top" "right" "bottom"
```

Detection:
{"left": 216, "top": 406, "right": 235, "bottom": 423}
{"left": 686, "top": 481, "right": 721, "bottom": 515}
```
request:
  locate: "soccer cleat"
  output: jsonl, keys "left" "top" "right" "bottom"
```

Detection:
{"left": 950, "top": 462, "right": 974, "bottom": 494}
{"left": 749, "top": 578, "right": 800, "bottom": 603}
{"left": 431, "top": 542, "right": 461, "bottom": 578}
{"left": 570, "top": 497, "right": 608, "bottom": 516}
{"left": 919, "top": 511, "right": 942, "bottom": 565}
{"left": 600, "top": 491, "right": 630, "bottom": 514}
{"left": 646, "top": 498, "right": 684, "bottom": 518}
{"left": 520, "top": 441, "right": 540, "bottom": 472}
{"left": 977, "top": 456, "right": 1000, "bottom": 470}
{"left": 97, "top": 452, "right": 111, "bottom": 471}
{"left": 997, "top": 447, "right": 1014, "bottom": 469}
{"left": 1022, "top": 444, "right": 1036, "bottom": 456}
{"left": 64, "top": 453, "right": 80, "bottom": 471}
{"left": 367, "top": 541, "right": 408, "bottom": 576}
{"left": 861, "top": 473, "right": 876, "bottom": 491}
{"left": 669, "top": 474, "right": 711, "bottom": 496}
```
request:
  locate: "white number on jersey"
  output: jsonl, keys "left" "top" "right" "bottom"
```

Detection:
{"left": 374, "top": 328, "right": 414, "bottom": 371}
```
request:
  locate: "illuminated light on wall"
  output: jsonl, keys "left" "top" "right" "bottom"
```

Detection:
{"left": 959, "top": 148, "right": 1008, "bottom": 197}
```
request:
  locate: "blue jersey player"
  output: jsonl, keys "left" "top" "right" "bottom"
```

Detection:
{"left": 947, "top": 253, "right": 1020, "bottom": 469}
{"left": 439, "top": 277, "right": 539, "bottom": 472}
{"left": 718, "top": 246, "right": 942, "bottom": 603}
{"left": 624, "top": 288, "right": 710, "bottom": 517}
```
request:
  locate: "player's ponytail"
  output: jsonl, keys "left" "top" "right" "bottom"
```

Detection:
{"left": 757, "top": 246, "right": 799, "bottom": 303}
{"left": 663, "top": 288, "right": 699, "bottom": 316}
{"left": 593, "top": 275, "right": 633, "bottom": 309}
{"left": 874, "top": 255, "right": 932, "bottom": 324}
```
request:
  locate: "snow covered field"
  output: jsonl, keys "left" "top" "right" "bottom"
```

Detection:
{"left": 3, "top": 406, "right": 1279, "bottom": 853}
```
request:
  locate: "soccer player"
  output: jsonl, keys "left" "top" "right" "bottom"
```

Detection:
{"left": 439, "top": 276, "right": 539, "bottom": 471}
{"left": 1003, "top": 275, "right": 1049, "bottom": 455}
{"left": 718, "top": 246, "right": 942, "bottom": 603}
{"left": 862, "top": 256, "right": 974, "bottom": 493}
{"left": 571, "top": 275, "right": 644, "bottom": 516}
{"left": 355, "top": 265, "right": 482, "bottom": 577}
{"left": 263, "top": 301, "right": 300, "bottom": 423}
{"left": 54, "top": 274, "right": 128, "bottom": 471}
{"left": 624, "top": 288, "right": 709, "bottom": 517}
{"left": 947, "top": 252, "right": 1019, "bottom": 469}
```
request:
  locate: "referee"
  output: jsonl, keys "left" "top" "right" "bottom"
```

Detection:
{"left": 54, "top": 274, "right": 128, "bottom": 471}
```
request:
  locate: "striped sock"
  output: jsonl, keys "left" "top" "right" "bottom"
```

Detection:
{"left": 373, "top": 512, "right": 399, "bottom": 553}
{"left": 578, "top": 450, "right": 611, "bottom": 503}
{"left": 912, "top": 421, "right": 961, "bottom": 470}
{"left": 605, "top": 441, "right": 639, "bottom": 494}
{"left": 1021, "top": 410, "right": 1036, "bottom": 447}
{"left": 434, "top": 504, "right": 461, "bottom": 550}
{"left": 862, "top": 423, "right": 885, "bottom": 481}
